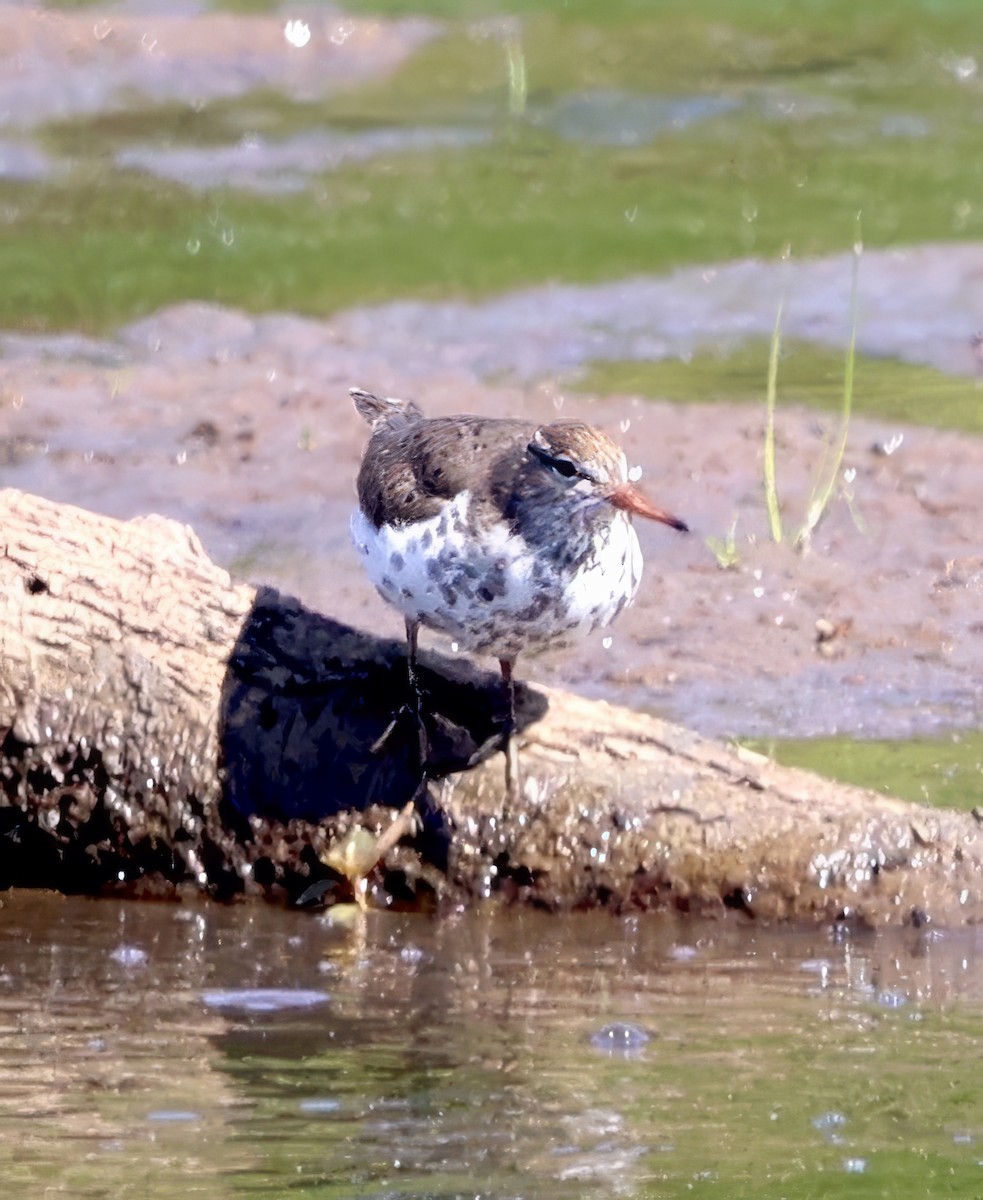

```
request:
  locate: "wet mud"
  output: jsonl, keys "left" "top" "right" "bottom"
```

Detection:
{"left": 3, "top": 247, "right": 983, "bottom": 742}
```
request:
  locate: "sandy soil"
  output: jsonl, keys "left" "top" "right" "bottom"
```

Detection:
{"left": 3, "top": 281, "right": 983, "bottom": 742}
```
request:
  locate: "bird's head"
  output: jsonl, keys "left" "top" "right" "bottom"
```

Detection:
{"left": 527, "top": 422, "right": 688, "bottom": 532}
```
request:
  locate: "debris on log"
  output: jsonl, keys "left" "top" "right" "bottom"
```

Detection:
{"left": 1, "top": 487, "right": 981, "bottom": 924}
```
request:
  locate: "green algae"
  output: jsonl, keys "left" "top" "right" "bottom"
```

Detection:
{"left": 3, "top": 1, "right": 983, "bottom": 332}
{"left": 576, "top": 342, "right": 983, "bottom": 433}
{"left": 753, "top": 731, "right": 983, "bottom": 810}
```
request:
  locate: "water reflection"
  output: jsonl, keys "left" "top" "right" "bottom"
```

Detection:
{"left": 1, "top": 892, "right": 983, "bottom": 1196}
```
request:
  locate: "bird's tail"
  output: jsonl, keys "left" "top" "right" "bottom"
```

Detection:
{"left": 350, "top": 387, "right": 423, "bottom": 429}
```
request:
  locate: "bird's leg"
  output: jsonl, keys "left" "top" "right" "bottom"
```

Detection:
{"left": 499, "top": 657, "right": 521, "bottom": 803}
{"left": 369, "top": 618, "right": 428, "bottom": 779}
{"left": 405, "top": 617, "right": 430, "bottom": 776}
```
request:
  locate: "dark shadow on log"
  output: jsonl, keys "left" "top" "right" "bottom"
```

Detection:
{"left": 215, "top": 587, "right": 547, "bottom": 899}
{"left": 220, "top": 587, "right": 546, "bottom": 821}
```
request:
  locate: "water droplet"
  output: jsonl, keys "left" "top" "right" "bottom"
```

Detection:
{"left": 812, "top": 1111, "right": 847, "bottom": 1132}
{"left": 299, "top": 1098, "right": 341, "bottom": 1113}
{"left": 624, "top": 204, "right": 638, "bottom": 223}
{"left": 627, "top": 464, "right": 642, "bottom": 482}
{"left": 186, "top": 237, "right": 200, "bottom": 255}
{"left": 590, "top": 1021, "right": 652, "bottom": 1056}
{"left": 669, "top": 943, "right": 699, "bottom": 961}
{"left": 110, "top": 945, "right": 148, "bottom": 967}
{"left": 330, "top": 21, "right": 355, "bottom": 46}
{"left": 220, "top": 227, "right": 235, "bottom": 247}
{"left": 941, "top": 52, "right": 977, "bottom": 81}
{"left": 620, "top": 418, "right": 631, "bottom": 433}
{"left": 284, "top": 19, "right": 312, "bottom": 48}
{"left": 201, "top": 988, "right": 330, "bottom": 1012}
{"left": 601, "top": 636, "right": 613, "bottom": 650}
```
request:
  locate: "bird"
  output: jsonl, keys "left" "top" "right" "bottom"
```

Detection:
{"left": 349, "top": 387, "right": 687, "bottom": 796}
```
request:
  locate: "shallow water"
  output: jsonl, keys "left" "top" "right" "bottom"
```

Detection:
{"left": 3, "top": 892, "right": 983, "bottom": 1198}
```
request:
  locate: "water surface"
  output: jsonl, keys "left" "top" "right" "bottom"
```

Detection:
{"left": 3, "top": 892, "right": 983, "bottom": 1198}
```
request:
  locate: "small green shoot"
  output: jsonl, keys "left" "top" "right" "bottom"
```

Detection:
{"left": 794, "top": 235, "right": 862, "bottom": 551}
{"left": 706, "top": 517, "right": 741, "bottom": 570}
{"left": 763, "top": 298, "right": 784, "bottom": 544}
{"left": 761, "top": 235, "right": 862, "bottom": 552}
{"left": 505, "top": 32, "right": 528, "bottom": 118}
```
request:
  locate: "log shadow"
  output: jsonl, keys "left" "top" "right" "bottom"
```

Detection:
{"left": 215, "top": 587, "right": 548, "bottom": 900}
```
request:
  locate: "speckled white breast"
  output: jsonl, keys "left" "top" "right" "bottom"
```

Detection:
{"left": 351, "top": 491, "right": 642, "bottom": 662}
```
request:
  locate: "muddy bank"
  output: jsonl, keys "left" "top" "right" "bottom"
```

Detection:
{"left": 3, "top": 247, "right": 983, "bottom": 740}
{"left": 328, "top": 243, "right": 983, "bottom": 385}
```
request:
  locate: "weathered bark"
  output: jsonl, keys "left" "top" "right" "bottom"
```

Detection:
{"left": 1, "top": 487, "right": 981, "bottom": 924}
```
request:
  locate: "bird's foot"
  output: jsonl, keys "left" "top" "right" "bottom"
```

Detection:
{"left": 369, "top": 702, "right": 428, "bottom": 760}
{"left": 503, "top": 734, "right": 522, "bottom": 805}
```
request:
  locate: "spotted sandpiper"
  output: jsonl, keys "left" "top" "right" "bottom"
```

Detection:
{"left": 350, "top": 387, "right": 687, "bottom": 794}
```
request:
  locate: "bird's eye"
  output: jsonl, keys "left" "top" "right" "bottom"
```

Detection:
{"left": 549, "top": 456, "right": 578, "bottom": 478}
{"left": 528, "top": 439, "right": 582, "bottom": 480}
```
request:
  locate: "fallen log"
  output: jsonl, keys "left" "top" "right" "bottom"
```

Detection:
{"left": 1, "top": 487, "right": 979, "bottom": 924}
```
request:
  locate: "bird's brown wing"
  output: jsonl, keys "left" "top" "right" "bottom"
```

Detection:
{"left": 357, "top": 415, "right": 536, "bottom": 529}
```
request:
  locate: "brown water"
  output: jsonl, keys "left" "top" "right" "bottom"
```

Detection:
{"left": 3, "top": 891, "right": 982, "bottom": 1198}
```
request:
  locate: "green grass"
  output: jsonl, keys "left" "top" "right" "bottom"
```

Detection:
{"left": 751, "top": 732, "right": 983, "bottom": 810}
{"left": 576, "top": 342, "right": 983, "bottom": 433}
{"left": 5, "top": 2, "right": 983, "bottom": 332}
{"left": 763, "top": 296, "right": 785, "bottom": 543}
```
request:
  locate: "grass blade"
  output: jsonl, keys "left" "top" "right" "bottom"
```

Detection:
{"left": 763, "top": 297, "right": 784, "bottom": 544}
{"left": 795, "top": 239, "right": 861, "bottom": 550}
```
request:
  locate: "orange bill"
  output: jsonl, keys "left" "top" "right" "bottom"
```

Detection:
{"left": 607, "top": 482, "right": 688, "bottom": 531}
